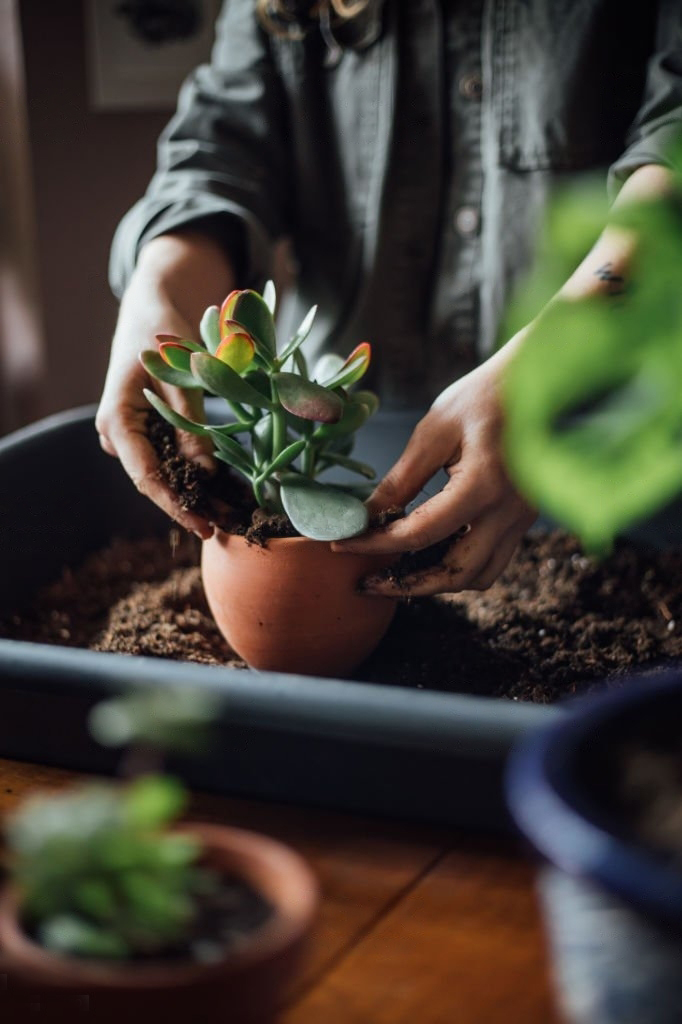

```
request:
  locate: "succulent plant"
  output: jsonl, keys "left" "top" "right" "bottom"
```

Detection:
{"left": 4, "top": 775, "right": 210, "bottom": 960}
{"left": 141, "top": 283, "right": 379, "bottom": 541}
{"left": 3, "top": 688, "right": 224, "bottom": 961}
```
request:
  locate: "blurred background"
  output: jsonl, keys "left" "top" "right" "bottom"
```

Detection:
{"left": 0, "top": 0, "right": 220, "bottom": 434}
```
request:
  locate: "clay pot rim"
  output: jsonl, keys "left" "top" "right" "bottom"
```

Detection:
{"left": 213, "top": 530, "right": 330, "bottom": 549}
{"left": 0, "top": 822, "right": 318, "bottom": 990}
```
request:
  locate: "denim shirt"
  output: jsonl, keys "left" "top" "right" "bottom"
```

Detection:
{"left": 110, "top": 0, "right": 682, "bottom": 408}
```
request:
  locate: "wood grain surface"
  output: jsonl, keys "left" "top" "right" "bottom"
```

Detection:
{"left": 0, "top": 757, "right": 560, "bottom": 1023}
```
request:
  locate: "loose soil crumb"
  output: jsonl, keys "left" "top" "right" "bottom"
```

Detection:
{"left": 235, "top": 509, "right": 299, "bottom": 546}
{"left": 2, "top": 530, "right": 681, "bottom": 703}
{"left": 149, "top": 413, "right": 405, "bottom": 544}
{"left": 149, "top": 413, "right": 252, "bottom": 532}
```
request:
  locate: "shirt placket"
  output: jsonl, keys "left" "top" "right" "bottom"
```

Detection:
{"left": 367, "top": 0, "right": 444, "bottom": 408}
{"left": 429, "top": 0, "right": 484, "bottom": 391}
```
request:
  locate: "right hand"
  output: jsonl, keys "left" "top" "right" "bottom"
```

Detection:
{"left": 95, "top": 232, "right": 235, "bottom": 538}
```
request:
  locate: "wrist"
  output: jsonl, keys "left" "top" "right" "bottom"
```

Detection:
{"left": 131, "top": 231, "right": 236, "bottom": 320}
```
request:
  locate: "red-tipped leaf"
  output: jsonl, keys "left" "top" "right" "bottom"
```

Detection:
{"left": 158, "top": 341, "right": 194, "bottom": 373}
{"left": 274, "top": 372, "right": 344, "bottom": 423}
{"left": 319, "top": 342, "right": 371, "bottom": 390}
{"left": 215, "top": 330, "right": 256, "bottom": 373}
{"left": 219, "top": 289, "right": 276, "bottom": 358}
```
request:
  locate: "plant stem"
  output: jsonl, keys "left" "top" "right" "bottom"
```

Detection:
{"left": 270, "top": 380, "right": 287, "bottom": 460}
{"left": 253, "top": 476, "right": 266, "bottom": 509}
{"left": 303, "top": 442, "right": 316, "bottom": 479}
{"left": 227, "top": 399, "right": 251, "bottom": 424}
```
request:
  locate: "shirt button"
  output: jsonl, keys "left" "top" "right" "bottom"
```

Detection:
{"left": 454, "top": 206, "right": 480, "bottom": 237}
{"left": 459, "top": 72, "right": 483, "bottom": 100}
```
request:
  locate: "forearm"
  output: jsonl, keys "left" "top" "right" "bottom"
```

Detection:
{"left": 124, "top": 231, "right": 237, "bottom": 334}
{"left": 558, "top": 163, "right": 675, "bottom": 302}
{"left": 492, "top": 163, "right": 676, "bottom": 370}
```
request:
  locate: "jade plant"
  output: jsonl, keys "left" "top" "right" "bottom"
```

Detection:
{"left": 3, "top": 688, "right": 222, "bottom": 961}
{"left": 140, "top": 282, "right": 379, "bottom": 541}
{"left": 502, "top": 147, "right": 682, "bottom": 553}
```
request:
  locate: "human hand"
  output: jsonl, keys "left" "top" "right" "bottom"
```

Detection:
{"left": 95, "top": 233, "right": 234, "bottom": 538}
{"left": 332, "top": 341, "right": 537, "bottom": 596}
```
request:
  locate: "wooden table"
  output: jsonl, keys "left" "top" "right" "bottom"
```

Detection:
{"left": 0, "top": 757, "right": 560, "bottom": 1023}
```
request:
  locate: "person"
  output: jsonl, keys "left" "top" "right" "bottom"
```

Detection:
{"left": 96, "top": 0, "right": 682, "bottom": 596}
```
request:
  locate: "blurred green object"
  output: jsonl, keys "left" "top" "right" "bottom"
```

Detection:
{"left": 3, "top": 687, "right": 227, "bottom": 960}
{"left": 89, "top": 685, "right": 221, "bottom": 755}
{"left": 4, "top": 775, "right": 212, "bottom": 960}
{"left": 503, "top": 150, "right": 682, "bottom": 553}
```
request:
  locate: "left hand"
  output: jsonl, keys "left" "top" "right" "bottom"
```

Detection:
{"left": 332, "top": 342, "right": 537, "bottom": 596}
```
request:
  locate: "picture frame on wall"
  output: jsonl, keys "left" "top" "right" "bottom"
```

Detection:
{"left": 85, "top": 0, "right": 222, "bottom": 111}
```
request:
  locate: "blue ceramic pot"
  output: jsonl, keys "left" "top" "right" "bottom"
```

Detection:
{"left": 506, "top": 670, "right": 682, "bottom": 1024}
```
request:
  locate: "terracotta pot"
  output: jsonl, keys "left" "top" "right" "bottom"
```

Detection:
{"left": 201, "top": 531, "right": 397, "bottom": 676}
{"left": 0, "top": 823, "right": 318, "bottom": 1024}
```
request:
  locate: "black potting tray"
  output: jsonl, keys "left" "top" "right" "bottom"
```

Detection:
{"left": 0, "top": 406, "right": 557, "bottom": 831}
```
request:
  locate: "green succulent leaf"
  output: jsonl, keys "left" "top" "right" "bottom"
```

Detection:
{"left": 280, "top": 477, "right": 369, "bottom": 540}
{"left": 74, "top": 880, "right": 118, "bottom": 921}
{"left": 318, "top": 342, "right": 371, "bottom": 390}
{"left": 353, "top": 389, "right": 380, "bottom": 417}
{"left": 89, "top": 687, "right": 221, "bottom": 755}
{"left": 191, "top": 352, "right": 275, "bottom": 409}
{"left": 140, "top": 350, "right": 201, "bottom": 390}
{"left": 200, "top": 305, "right": 221, "bottom": 354}
{"left": 215, "top": 328, "right": 256, "bottom": 373}
{"left": 293, "top": 348, "right": 309, "bottom": 380}
{"left": 208, "top": 432, "right": 254, "bottom": 475}
{"left": 207, "top": 421, "right": 255, "bottom": 444}
{"left": 321, "top": 453, "right": 376, "bottom": 479}
{"left": 142, "top": 390, "right": 208, "bottom": 435}
{"left": 262, "top": 279, "right": 276, "bottom": 315}
{"left": 40, "top": 915, "right": 130, "bottom": 960}
{"left": 278, "top": 305, "right": 318, "bottom": 365}
{"left": 313, "top": 353, "right": 344, "bottom": 382}
{"left": 221, "top": 289, "right": 276, "bottom": 359}
{"left": 124, "top": 775, "right": 187, "bottom": 830}
{"left": 252, "top": 414, "right": 274, "bottom": 466}
{"left": 274, "top": 372, "right": 344, "bottom": 423}
{"left": 156, "top": 334, "right": 204, "bottom": 353}
{"left": 313, "top": 399, "right": 369, "bottom": 440}
{"left": 158, "top": 342, "right": 195, "bottom": 373}
{"left": 260, "top": 438, "right": 306, "bottom": 478}
{"left": 212, "top": 438, "right": 254, "bottom": 477}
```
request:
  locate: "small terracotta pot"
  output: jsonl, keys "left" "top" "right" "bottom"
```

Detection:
{"left": 0, "top": 823, "right": 318, "bottom": 1024}
{"left": 201, "top": 531, "right": 397, "bottom": 676}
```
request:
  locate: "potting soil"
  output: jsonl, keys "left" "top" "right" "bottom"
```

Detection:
{"left": 2, "top": 529, "right": 681, "bottom": 704}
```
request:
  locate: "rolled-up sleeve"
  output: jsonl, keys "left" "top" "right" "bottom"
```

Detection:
{"left": 608, "top": 0, "right": 682, "bottom": 197}
{"left": 109, "top": 0, "right": 294, "bottom": 297}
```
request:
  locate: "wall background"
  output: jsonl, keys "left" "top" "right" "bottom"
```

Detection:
{"left": 19, "top": 0, "right": 171, "bottom": 416}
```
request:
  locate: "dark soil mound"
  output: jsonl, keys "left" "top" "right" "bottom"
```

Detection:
{"left": 2, "top": 529, "right": 681, "bottom": 704}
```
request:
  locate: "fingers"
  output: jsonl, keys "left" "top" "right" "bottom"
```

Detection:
{"left": 360, "top": 505, "right": 536, "bottom": 598}
{"left": 465, "top": 518, "right": 533, "bottom": 590}
{"left": 365, "top": 414, "right": 461, "bottom": 514}
{"left": 96, "top": 399, "right": 214, "bottom": 539}
{"left": 161, "top": 384, "right": 215, "bottom": 470}
{"left": 334, "top": 459, "right": 499, "bottom": 556}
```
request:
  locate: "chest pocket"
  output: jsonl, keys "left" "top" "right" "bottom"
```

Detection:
{"left": 493, "top": 0, "right": 656, "bottom": 172}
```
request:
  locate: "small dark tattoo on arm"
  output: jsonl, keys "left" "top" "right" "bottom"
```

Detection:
{"left": 594, "top": 262, "right": 626, "bottom": 296}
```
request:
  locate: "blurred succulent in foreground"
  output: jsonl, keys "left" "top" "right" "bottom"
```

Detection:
{"left": 4, "top": 775, "right": 211, "bottom": 960}
{"left": 3, "top": 687, "right": 225, "bottom": 961}
{"left": 141, "top": 283, "right": 379, "bottom": 541}
{"left": 89, "top": 685, "right": 221, "bottom": 755}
